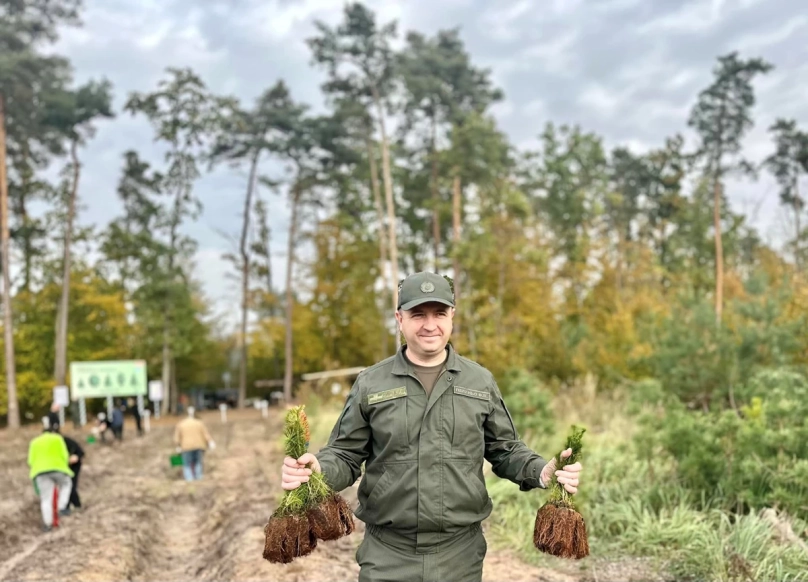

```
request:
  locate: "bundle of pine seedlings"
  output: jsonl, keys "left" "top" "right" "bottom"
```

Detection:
{"left": 533, "top": 426, "right": 589, "bottom": 559}
{"left": 263, "top": 406, "right": 354, "bottom": 564}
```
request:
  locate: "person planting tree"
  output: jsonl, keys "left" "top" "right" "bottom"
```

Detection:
{"left": 279, "top": 272, "right": 583, "bottom": 581}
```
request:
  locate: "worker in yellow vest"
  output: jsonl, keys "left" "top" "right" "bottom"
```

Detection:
{"left": 28, "top": 418, "right": 74, "bottom": 532}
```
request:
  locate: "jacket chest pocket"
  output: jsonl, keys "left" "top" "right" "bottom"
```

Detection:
{"left": 450, "top": 386, "right": 489, "bottom": 460}
{"left": 367, "top": 387, "right": 409, "bottom": 456}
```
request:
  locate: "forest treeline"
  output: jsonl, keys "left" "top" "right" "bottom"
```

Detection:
{"left": 1, "top": 0, "right": 807, "bottom": 435}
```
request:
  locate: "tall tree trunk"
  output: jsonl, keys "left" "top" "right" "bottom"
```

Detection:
{"left": 238, "top": 152, "right": 259, "bottom": 409}
{"left": 54, "top": 141, "right": 81, "bottom": 387}
{"left": 713, "top": 177, "right": 724, "bottom": 326}
{"left": 162, "top": 187, "right": 182, "bottom": 415}
{"left": 496, "top": 229, "right": 506, "bottom": 349}
{"left": 452, "top": 168, "right": 464, "bottom": 338}
{"left": 18, "top": 143, "right": 32, "bottom": 292}
{"left": 161, "top": 323, "right": 171, "bottom": 415}
{"left": 283, "top": 183, "right": 301, "bottom": 403}
{"left": 366, "top": 133, "right": 389, "bottom": 356}
{"left": 170, "top": 356, "right": 178, "bottom": 413}
{"left": 0, "top": 93, "right": 18, "bottom": 429}
{"left": 794, "top": 182, "right": 801, "bottom": 271}
{"left": 371, "top": 86, "right": 399, "bottom": 312}
{"left": 616, "top": 225, "right": 626, "bottom": 298}
{"left": 431, "top": 117, "right": 440, "bottom": 271}
{"left": 452, "top": 172, "right": 462, "bottom": 307}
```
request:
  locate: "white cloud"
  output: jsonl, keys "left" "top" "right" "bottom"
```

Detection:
{"left": 522, "top": 98, "right": 548, "bottom": 118}
{"left": 578, "top": 83, "right": 622, "bottom": 115}
{"left": 194, "top": 246, "right": 240, "bottom": 326}
{"left": 551, "top": 0, "right": 584, "bottom": 14}
{"left": 638, "top": 1, "right": 724, "bottom": 34}
{"left": 478, "top": 0, "right": 535, "bottom": 42}
{"left": 592, "top": 0, "right": 644, "bottom": 12}
{"left": 135, "top": 21, "right": 173, "bottom": 50}
{"left": 238, "top": 0, "right": 341, "bottom": 41}
{"left": 491, "top": 100, "right": 515, "bottom": 120}
{"left": 728, "top": 15, "right": 808, "bottom": 50}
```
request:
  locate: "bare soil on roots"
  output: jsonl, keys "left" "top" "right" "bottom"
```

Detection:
{"left": 0, "top": 409, "right": 663, "bottom": 581}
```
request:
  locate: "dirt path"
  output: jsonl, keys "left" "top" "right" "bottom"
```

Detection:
{"left": 0, "top": 410, "right": 656, "bottom": 581}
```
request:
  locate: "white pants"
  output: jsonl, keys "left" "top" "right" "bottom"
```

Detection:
{"left": 35, "top": 472, "right": 72, "bottom": 527}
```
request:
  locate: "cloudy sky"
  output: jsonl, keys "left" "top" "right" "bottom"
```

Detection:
{"left": 54, "top": 0, "right": 807, "bottom": 329}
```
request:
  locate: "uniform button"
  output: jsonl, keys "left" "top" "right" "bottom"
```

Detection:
{"left": 447, "top": 375, "right": 453, "bottom": 382}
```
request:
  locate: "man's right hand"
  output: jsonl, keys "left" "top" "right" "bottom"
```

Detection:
{"left": 281, "top": 454, "right": 321, "bottom": 490}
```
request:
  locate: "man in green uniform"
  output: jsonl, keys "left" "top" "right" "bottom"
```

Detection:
{"left": 282, "top": 272, "right": 583, "bottom": 581}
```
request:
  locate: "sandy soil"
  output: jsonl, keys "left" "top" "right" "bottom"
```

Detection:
{"left": 0, "top": 410, "right": 663, "bottom": 581}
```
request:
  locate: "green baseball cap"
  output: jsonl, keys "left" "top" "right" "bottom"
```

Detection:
{"left": 398, "top": 272, "right": 455, "bottom": 311}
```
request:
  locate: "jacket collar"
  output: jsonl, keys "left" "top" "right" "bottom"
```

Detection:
{"left": 392, "top": 342, "right": 461, "bottom": 376}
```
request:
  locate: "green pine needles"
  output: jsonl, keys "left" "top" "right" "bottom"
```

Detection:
{"left": 534, "top": 425, "right": 589, "bottom": 559}
{"left": 275, "top": 406, "right": 330, "bottom": 516}
{"left": 263, "top": 405, "right": 355, "bottom": 563}
{"left": 547, "top": 425, "right": 585, "bottom": 507}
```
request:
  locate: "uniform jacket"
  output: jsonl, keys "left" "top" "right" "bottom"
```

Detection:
{"left": 317, "top": 344, "right": 547, "bottom": 553}
{"left": 28, "top": 432, "right": 74, "bottom": 480}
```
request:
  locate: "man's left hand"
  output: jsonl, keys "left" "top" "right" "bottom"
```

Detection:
{"left": 540, "top": 448, "right": 582, "bottom": 494}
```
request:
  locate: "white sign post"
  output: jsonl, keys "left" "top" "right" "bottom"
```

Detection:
{"left": 261, "top": 400, "right": 269, "bottom": 418}
{"left": 106, "top": 395, "right": 114, "bottom": 418}
{"left": 143, "top": 410, "right": 151, "bottom": 433}
{"left": 78, "top": 398, "right": 87, "bottom": 426}
{"left": 53, "top": 386, "right": 69, "bottom": 426}
{"left": 149, "top": 381, "right": 163, "bottom": 419}
{"left": 219, "top": 403, "right": 227, "bottom": 424}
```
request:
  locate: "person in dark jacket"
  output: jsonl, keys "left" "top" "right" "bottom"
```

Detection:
{"left": 110, "top": 402, "right": 125, "bottom": 441}
{"left": 61, "top": 434, "right": 85, "bottom": 510}
{"left": 47, "top": 402, "right": 61, "bottom": 432}
{"left": 128, "top": 397, "right": 143, "bottom": 436}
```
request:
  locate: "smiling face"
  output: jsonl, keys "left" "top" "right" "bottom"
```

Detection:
{"left": 395, "top": 302, "right": 454, "bottom": 365}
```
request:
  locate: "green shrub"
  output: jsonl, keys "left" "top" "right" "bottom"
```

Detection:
{"left": 498, "top": 368, "right": 554, "bottom": 440}
{"left": 636, "top": 367, "right": 808, "bottom": 519}
{"left": 486, "top": 382, "right": 808, "bottom": 581}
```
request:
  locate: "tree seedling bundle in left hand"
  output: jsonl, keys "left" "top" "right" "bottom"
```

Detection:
{"left": 533, "top": 426, "right": 589, "bottom": 560}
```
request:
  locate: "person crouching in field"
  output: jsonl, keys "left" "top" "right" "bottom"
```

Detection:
{"left": 93, "top": 412, "right": 113, "bottom": 443}
{"left": 174, "top": 407, "right": 215, "bottom": 482}
{"left": 28, "top": 418, "right": 74, "bottom": 532}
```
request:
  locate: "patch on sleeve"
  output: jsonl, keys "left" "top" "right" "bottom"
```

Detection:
{"left": 453, "top": 386, "right": 490, "bottom": 401}
{"left": 367, "top": 387, "right": 407, "bottom": 405}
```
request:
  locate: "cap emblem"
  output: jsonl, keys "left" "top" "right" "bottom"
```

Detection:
{"left": 420, "top": 281, "right": 435, "bottom": 293}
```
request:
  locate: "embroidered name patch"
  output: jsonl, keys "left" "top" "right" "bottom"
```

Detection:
{"left": 453, "top": 386, "right": 490, "bottom": 401}
{"left": 368, "top": 387, "right": 407, "bottom": 405}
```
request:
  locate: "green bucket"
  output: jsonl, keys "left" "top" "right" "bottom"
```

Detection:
{"left": 86, "top": 435, "right": 97, "bottom": 444}
{"left": 170, "top": 453, "right": 183, "bottom": 467}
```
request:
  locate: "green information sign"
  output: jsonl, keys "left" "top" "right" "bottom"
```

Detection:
{"left": 69, "top": 360, "right": 148, "bottom": 400}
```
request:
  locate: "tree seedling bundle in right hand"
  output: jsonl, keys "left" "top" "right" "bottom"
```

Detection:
{"left": 263, "top": 406, "right": 354, "bottom": 564}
